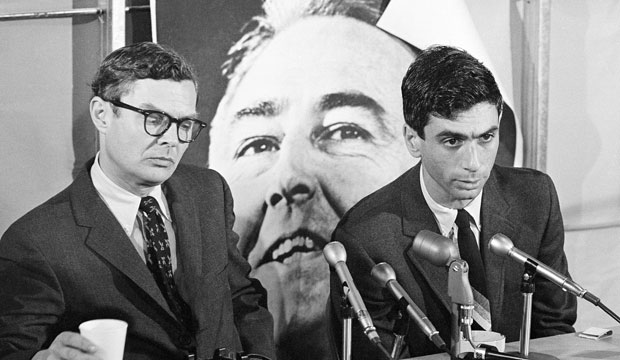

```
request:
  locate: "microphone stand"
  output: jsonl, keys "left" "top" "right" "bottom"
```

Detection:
{"left": 508, "top": 262, "right": 559, "bottom": 360}
{"left": 390, "top": 304, "right": 410, "bottom": 359}
{"left": 447, "top": 259, "right": 475, "bottom": 359}
{"left": 446, "top": 262, "right": 528, "bottom": 360}
{"left": 339, "top": 293, "right": 394, "bottom": 360}
{"left": 519, "top": 262, "right": 537, "bottom": 357}
{"left": 340, "top": 293, "right": 354, "bottom": 360}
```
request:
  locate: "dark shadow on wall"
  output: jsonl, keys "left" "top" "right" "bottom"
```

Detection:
{"left": 157, "top": 0, "right": 263, "bottom": 168}
{"left": 71, "top": 0, "right": 153, "bottom": 178}
{"left": 72, "top": 0, "right": 103, "bottom": 178}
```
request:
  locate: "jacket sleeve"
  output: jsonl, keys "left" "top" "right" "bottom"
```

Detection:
{"left": 530, "top": 174, "right": 577, "bottom": 338}
{"left": 0, "top": 224, "right": 64, "bottom": 360}
{"left": 220, "top": 175, "right": 276, "bottom": 358}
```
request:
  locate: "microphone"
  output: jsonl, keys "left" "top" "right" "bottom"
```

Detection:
{"left": 488, "top": 233, "right": 595, "bottom": 302}
{"left": 371, "top": 262, "right": 448, "bottom": 352}
{"left": 323, "top": 242, "right": 381, "bottom": 345}
{"left": 412, "top": 230, "right": 460, "bottom": 266}
{"left": 465, "top": 345, "right": 527, "bottom": 360}
{"left": 411, "top": 229, "right": 477, "bottom": 352}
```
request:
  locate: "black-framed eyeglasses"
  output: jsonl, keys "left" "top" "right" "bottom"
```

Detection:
{"left": 106, "top": 99, "right": 206, "bottom": 143}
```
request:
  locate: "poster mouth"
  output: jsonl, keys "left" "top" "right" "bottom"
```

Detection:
{"left": 256, "top": 228, "right": 328, "bottom": 267}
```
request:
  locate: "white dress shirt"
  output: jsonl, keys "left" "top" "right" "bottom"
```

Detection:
{"left": 90, "top": 153, "right": 178, "bottom": 271}
{"left": 419, "top": 165, "right": 483, "bottom": 248}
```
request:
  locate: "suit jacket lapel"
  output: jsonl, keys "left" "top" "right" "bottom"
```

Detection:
{"left": 163, "top": 172, "right": 203, "bottom": 304}
{"left": 480, "top": 168, "right": 516, "bottom": 320}
{"left": 401, "top": 164, "right": 453, "bottom": 312}
{"left": 71, "top": 167, "right": 177, "bottom": 320}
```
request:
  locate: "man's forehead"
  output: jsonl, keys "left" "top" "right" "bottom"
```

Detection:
{"left": 124, "top": 79, "right": 197, "bottom": 114}
{"left": 426, "top": 104, "right": 500, "bottom": 134}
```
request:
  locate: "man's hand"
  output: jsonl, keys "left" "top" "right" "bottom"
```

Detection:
{"left": 32, "top": 331, "right": 100, "bottom": 360}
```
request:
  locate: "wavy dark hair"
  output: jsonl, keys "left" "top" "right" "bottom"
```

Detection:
{"left": 401, "top": 45, "right": 503, "bottom": 138}
{"left": 91, "top": 42, "right": 197, "bottom": 103}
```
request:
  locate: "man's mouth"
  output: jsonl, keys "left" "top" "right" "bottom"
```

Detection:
{"left": 151, "top": 156, "right": 174, "bottom": 163}
{"left": 456, "top": 178, "right": 481, "bottom": 187}
{"left": 257, "top": 229, "right": 328, "bottom": 267}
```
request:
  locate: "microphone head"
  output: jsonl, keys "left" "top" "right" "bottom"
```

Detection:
{"left": 370, "top": 262, "right": 396, "bottom": 287}
{"left": 412, "top": 230, "right": 459, "bottom": 267}
{"left": 488, "top": 233, "right": 514, "bottom": 257}
{"left": 323, "top": 241, "right": 347, "bottom": 266}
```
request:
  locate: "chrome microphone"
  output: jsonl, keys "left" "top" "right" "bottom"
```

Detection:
{"left": 489, "top": 233, "right": 620, "bottom": 325}
{"left": 412, "top": 229, "right": 476, "bottom": 352}
{"left": 323, "top": 241, "right": 381, "bottom": 345}
{"left": 412, "top": 230, "right": 460, "bottom": 266}
{"left": 488, "top": 233, "right": 590, "bottom": 299}
{"left": 371, "top": 262, "right": 447, "bottom": 352}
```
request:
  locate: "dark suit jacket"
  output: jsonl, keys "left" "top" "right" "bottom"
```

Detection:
{"left": 329, "top": 163, "right": 576, "bottom": 359}
{"left": 0, "top": 163, "right": 275, "bottom": 360}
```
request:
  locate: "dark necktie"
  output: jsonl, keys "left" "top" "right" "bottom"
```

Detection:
{"left": 455, "top": 209, "right": 487, "bottom": 297}
{"left": 139, "top": 196, "right": 193, "bottom": 329}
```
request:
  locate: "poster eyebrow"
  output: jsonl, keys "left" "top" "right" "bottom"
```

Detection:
{"left": 317, "top": 91, "right": 385, "bottom": 115}
{"left": 233, "top": 100, "right": 281, "bottom": 122}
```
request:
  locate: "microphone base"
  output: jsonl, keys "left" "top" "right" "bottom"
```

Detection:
{"left": 506, "top": 351, "right": 559, "bottom": 360}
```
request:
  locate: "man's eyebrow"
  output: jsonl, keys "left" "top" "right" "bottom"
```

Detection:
{"left": 317, "top": 91, "right": 385, "bottom": 115}
{"left": 138, "top": 102, "right": 199, "bottom": 119}
{"left": 435, "top": 125, "right": 500, "bottom": 139}
{"left": 233, "top": 100, "right": 281, "bottom": 122}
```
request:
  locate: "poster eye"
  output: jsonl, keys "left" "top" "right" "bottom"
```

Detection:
{"left": 315, "top": 123, "right": 372, "bottom": 142}
{"left": 235, "top": 136, "right": 280, "bottom": 158}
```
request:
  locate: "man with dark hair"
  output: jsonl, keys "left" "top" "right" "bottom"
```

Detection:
{"left": 329, "top": 45, "right": 576, "bottom": 358}
{"left": 0, "top": 42, "right": 275, "bottom": 360}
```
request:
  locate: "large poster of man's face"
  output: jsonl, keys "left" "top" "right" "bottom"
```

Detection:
{"left": 158, "top": 1, "right": 518, "bottom": 359}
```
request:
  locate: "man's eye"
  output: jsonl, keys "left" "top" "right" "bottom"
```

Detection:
{"left": 234, "top": 136, "right": 280, "bottom": 158}
{"left": 315, "top": 123, "right": 372, "bottom": 142}
{"left": 146, "top": 113, "right": 168, "bottom": 127}
{"left": 480, "top": 133, "right": 495, "bottom": 142}
{"left": 443, "top": 138, "right": 463, "bottom": 147}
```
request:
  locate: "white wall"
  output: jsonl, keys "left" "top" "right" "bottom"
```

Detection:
{"left": 547, "top": 0, "right": 620, "bottom": 330}
{"left": 0, "top": 0, "right": 75, "bottom": 233}
{"left": 469, "top": 0, "right": 620, "bottom": 330}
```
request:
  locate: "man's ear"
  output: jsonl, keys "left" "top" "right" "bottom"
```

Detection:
{"left": 90, "top": 96, "right": 110, "bottom": 133}
{"left": 403, "top": 124, "right": 422, "bottom": 158}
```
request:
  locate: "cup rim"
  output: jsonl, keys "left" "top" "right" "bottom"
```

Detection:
{"left": 79, "top": 319, "right": 128, "bottom": 332}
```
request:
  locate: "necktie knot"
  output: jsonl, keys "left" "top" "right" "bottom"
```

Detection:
{"left": 455, "top": 208, "right": 487, "bottom": 296}
{"left": 140, "top": 196, "right": 159, "bottom": 215}
{"left": 455, "top": 209, "right": 473, "bottom": 230}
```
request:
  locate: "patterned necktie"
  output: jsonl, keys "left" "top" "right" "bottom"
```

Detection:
{"left": 455, "top": 209, "right": 492, "bottom": 330}
{"left": 139, "top": 196, "right": 193, "bottom": 329}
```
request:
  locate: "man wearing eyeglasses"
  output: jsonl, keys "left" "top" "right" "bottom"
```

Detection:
{"left": 0, "top": 42, "right": 275, "bottom": 360}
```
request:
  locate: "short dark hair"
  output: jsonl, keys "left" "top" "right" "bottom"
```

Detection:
{"left": 401, "top": 45, "right": 503, "bottom": 138}
{"left": 91, "top": 42, "right": 198, "bottom": 101}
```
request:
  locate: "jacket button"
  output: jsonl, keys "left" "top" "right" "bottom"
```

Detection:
{"left": 178, "top": 333, "right": 193, "bottom": 347}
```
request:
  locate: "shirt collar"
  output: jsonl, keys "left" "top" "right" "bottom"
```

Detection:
{"left": 420, "top": 165, "right": 483, "bottom": 237}
{"left": 90, "top": 153, "right": 170, "bottom": 235}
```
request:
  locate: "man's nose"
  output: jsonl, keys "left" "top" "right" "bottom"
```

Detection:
{"left": 158, "top": 122, "right": 180, "bottom": 144}
{"left": 463, "top": 143, "right": 481, "bottom": 171}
